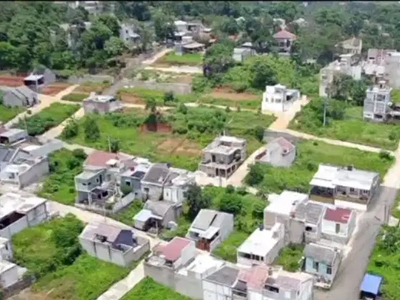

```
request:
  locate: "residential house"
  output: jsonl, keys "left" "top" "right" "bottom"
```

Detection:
{"left": 0, "top": 147, "right": 49, "bottom": 188}
{"left": 203, "top": 265, "right": 314, "bottom": 300}
{"left": 163, "top": 171, "right": 195, "bottom": 204}
{"left": 120, "top": 162, "right": 151, "bottom": 200}
{"left": 74, "top": 150, "right": 133, "bottom": 210}
{"left": 0, "top": 129, "right": 28, "bottom": 145}
{"left": 262, "top": 84, "right": 301, "bottom": 112}
{"left": 0, "top": 236, "right": 27, "bottom": 289}
{"left": 133, "top": 199, "right": 177, "bottom": 231}
{"left": 303, "top": 243, "right": 341, "bottom": 289}
{"left": 309, "top": 164, "right": 380, "bottom": 209}
{"left": 255, "top": 137, "right": 296, "bottom": 167}
{"left": 336, "top": 37, "right": 362, "bottom": 55}
{"left": 384, "top": 51, "right": 400, "bottom": 89}
{"left": 0, "top": 193, "right": 48, "bottom": 239}
{"left": 232, "top": 47, "right": 255, "bottom": 63}
{"left": 141, "top": 163, "right": 171, "bottom": 201}
{"left": 83, "top": 93, "right": 124, "bottom": 115}
{"left": 186, "top": 209, "right": 234, "bottom": 252}
{"left": 144, "top": 237, "right": 224, "bottom": 299}
{"left": 79, "top": 222, "right": 150, "bottom": 267}
{"left": 119, "top": 23, "right": 141, "bottom": 48}
{"left": 292, "top": 200, "right": 327, "bottom": 243}
{"left": 24, "top": 67, "right": 56, "bottom": 93}
{"left": 237, "top": 224, "right": 285, "bottom": 267}
{"left": 1, "top": 86, "right": 38, "bottom": 108}
{"left": 363, "top": 80, "right": 392, "bottom": 122}
{"left": 319, "top": 53, "right": 362, "bottom": 97}
{"left": 321, "top": 207, "right": 356, "bottom": 244}
{"left": 359, "top": 273, "right": 383, "bottom": 300}
{"left": 273, "top": 29, "right": 297, "bottom": 53}
{"left": 198, "top": 136, "right": 246, "bottom": 179}
{"left": 363, "top": 48, "right": 395, "bottom": 78}
{"left": 264, "top": 191, "right": 309, "bottom": 243}
{"left": 18, "top": 139, "right": 64, "bottom": 158}
{"left": 292, "top": 18, "right": 308, "bottom": 27}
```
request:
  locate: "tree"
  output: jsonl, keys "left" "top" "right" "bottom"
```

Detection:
{"left": 163, "top": 91, "right": 175, "bottom": 103}
{"left": 104, "top": 36, "right": 126, "bottom": 57}
{"left": 204, "top": 41, "right": 235, "bottom": 78}
{"left": 62, "top": 119, "right": 79, "bottom": 139}
{"left": 97, "top": 14, "right": 120, "bottom": 36}
{"left": 250, "top": 59, "right": 277, "bottom": 89}
{"left": 110, "top": 139, "right": 120, "bottom": 153}
{"left": 72, "top": 148, "right": 87, "bottom": 161}
{"left": 246, "top": 164, "right": 265, "bottom": 186}
{"left": 219, "top": 193, "right": 243, "bottom": 215}
{"left": 255, "top": 126, "right": 265, "bottom": 142}
{"left": 225, "top": 185, "right": 235, "bottom": 194}
{"left": 153, "top": 9, "right": 175, "bottom": 42}
{"left": 177, "top": 103, "right": 188, "bottom": 114}
{"left": 219, "top": 17, "right": 240, "bottom": 35}
{"left": 145, "top": 98, "right": 157, "bottom": 113}
{"left": 83, "top": 117, "right": 100, "bottom": 142}
{"left": 186, "top": 184, "right": 211, "bottom": 219}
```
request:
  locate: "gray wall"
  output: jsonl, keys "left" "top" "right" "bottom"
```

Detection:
{"left": 19, "top": 158, "right": 49, "bottom": 188}
{"left": 124, "top": 80, "right": 192, "bottom": 95}
{"left": 68, "top": 74, "right": 115, "bottom": 85}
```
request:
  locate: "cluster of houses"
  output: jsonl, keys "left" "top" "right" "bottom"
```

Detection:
{"left": 0, "top": 127, "right": 63, "bottom": 188}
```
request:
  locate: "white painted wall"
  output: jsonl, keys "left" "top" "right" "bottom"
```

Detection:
{"left": 0, "top": 265, "right": 19, "bottom": 288}
{"left": 203, "top": 281, "right": 232, "bottom": 300}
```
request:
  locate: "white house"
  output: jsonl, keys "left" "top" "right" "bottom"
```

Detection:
{"left": 237, "top": 224, "right": 284, "bottom": 267}
{"left": 186, "top": 209, "right": 234, "bottom": 252}
{"left": 321, "top": 207, "right": 356, "bottom": 244}
{"left": 262, "top": 84, "right": 301, "bottom": 112}
{"left": 256, "top": 137, "right": 296, "bottom": 168}
{"left": 79, "top": 222, "right": 150, "bottom": 267}
{"left": 163, "top": 172, "right": 195, "bottom": 204}
{"left": 0, "top": 193, "right": 48, "bottom": 240}
{"left": 0, "top": 260, "right": 20, "bottom": 288}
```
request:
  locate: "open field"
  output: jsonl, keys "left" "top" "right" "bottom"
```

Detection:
{"left": 62, "top": 81, "right": 113, "bottom": 102}
{"left": 247, "top": 140, "right": 394, "bottom": 194}
{"left": 0, "top": 104, "right": 24, "bottom": 124}
{"left": 0, "top": 74, "right": 25, "bottom": 87}
{"left": 290, "top": 100, "right": 400, "bottom": 150}
{"left": 212, "top": 86, "right": 261, "bottom": 101}
{"left": 154, "top": 51, "right": 203, "bottom": 67}
{"left": 117, "top": 87, "right": 198, "bottom": 105}
{"left": 41, "top": 82, "right": 72, "bottom": 96}
{"left": 61, "top": 106, "right": 275, "bottom": 170}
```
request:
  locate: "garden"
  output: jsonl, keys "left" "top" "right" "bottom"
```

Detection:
{"left": 60, "top": 106, "right": 276, "bottom": 171}
{"left": 245, "top": 140, "right": 394, "bottom": 194}
{"left": 12, "top": 214, "right": 131, "bottom": 300}
{"left": 367, "top": 226, "right": 400, "bottom": 300}
{"left": 122, "top": 277, "right": 193, "bottom": 300}
{"left": 61, "top": 81, "right": 112, "bottom": 102}
{"left": 155, "top": 51, "right": 203, "bottom": 66}
{"left": 16, "top": 102, "right": 80, "bottom": 136}
{"left": 0, "top": 90, "right": 25, "bottom": 123}
{"left": 274, "top": 244, "right": 305, "bottom": 272}
{"left": 289, "top": 97, "right": 400, "bottom": 150}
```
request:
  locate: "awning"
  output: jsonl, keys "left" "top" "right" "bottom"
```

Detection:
{"left": 24, "top": 74, "right": 43, "bottom": 81}
{"left": 360, "top": 274, "right": 382, "bottom": 295}
{"left": 183, "top": 42, "right": 205, "bottom": 49}
{"left": 200, "top": 226, "right": 219, "bottom": 239}
{"left": 133, "top": 209, "right": 153, "bottom": 223}
{"left": 310, "top": 178, "right": 335, "bottom": 189}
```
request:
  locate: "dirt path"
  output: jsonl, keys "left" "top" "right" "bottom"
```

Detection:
{"left": 142, "top": 48, "right": 172, "bottom": 65}
{"left": 144, "top": 65, "right": 203, "bottom": 74}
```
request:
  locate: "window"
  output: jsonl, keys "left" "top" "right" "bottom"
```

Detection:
{"left": 125, "top": 181, "right": 131, "bottom": 186}
{"left": 313, "top": 261, "right": 319, "bottom": 271}
{"left": 96, "top": 178, "right": 99, "bottom": 183}
{"left": 327, "top": 265, "right": 332, "bottom": 275}
{"left": 335, "top": 223, "right": 340, "bottom": 234}
{"left": 350, "top": 187, "right": 355, "bottom": 192}
{"left": 144, "top": 188, "right": 149, "bottom": 193}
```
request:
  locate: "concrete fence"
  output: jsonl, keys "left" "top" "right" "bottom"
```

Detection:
{"left": 123, "top": 80, "right": 192, "bottom": 95}
{"left": 67, "top": 74, "right": 115, "bottom": 85}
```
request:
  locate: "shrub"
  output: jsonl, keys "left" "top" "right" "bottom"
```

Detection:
{"left": 225, "top": 106, "right": 231, "bottom": 113}
{"left": 246, "top": 164, "right": 265, "bottom": 186}
{"left": 219, "top": 193, "right": 243, "bottom": 215}
{"left": 379, "top": 150, "right": 392, "bottom": 161}
{"left": 72, "top": 149, "right": 87, "bottom": 160}
{"left": 255, "top": 126, "right": 265, "bottom": 142}
{"left": 84, "top": 117, "right": 100, "bottom": 142}
{"left": 62, "top": 93, "right": 88, "bottom": 102}
{"left": 164, "top": 91, "right": 175, "bottom": 103}
{"left": 62, "top": 119, "right": 79, "bottom": 139}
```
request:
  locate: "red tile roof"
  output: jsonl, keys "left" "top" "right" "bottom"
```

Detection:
{"left": 0, "top": 127, "right": 7, "bottom": 135}
{"left": 324, "top": 207, "right": 352, "bottom": 224}
{"left": 161, "top": 237, "right": 192, "bottom": 262}
{"left": 275, "top": 137, "right": 295, "bottom": 153}
{"left": 85, "top": 150, "right": 130, "bottom": 168}
{"left": 237, "top": 266, "right": 270, "bottom": 289}
{"left": 273, "top": 29, "right": 296, "bottom": 39}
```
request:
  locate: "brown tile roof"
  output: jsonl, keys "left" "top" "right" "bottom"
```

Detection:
{"left": 273, "top": 29, "right": 296, "bottom": 39}
{"left": 237, "top": 266, "right": 270, "bottom": 289}
{"left": 160, "top": 237, "right": 192, "bottom": 262}
{"left": 274, "top": 137, "right": 295, "bottom": 153}
{"left": 324, "top": 207, "right": 352, "bottom": 224}
{"left": 85, "top": 150, "right": 130, "bottom": 168}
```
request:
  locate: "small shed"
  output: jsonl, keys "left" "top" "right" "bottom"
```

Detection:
{"left": 359, "top": 273, "right": 382, "bottom": 300}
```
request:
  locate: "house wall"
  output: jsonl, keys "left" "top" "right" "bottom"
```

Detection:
{"left": 0, "top": 241, "right": 13, "bottom": 261}
{"left": 121, "top": 175, "right": 143, "bottom": 199}
{"left": 321, "top": 212, "right": 356, "bottom": 244}
{"left": 0, "top": 217, "right": 29, "bottom": 240}
{"left": 203, "top": 280, "right": 232, "bottom": 300}
{"left": 220, "top": 214, "right": 234, "bottom": 242}
{"left": 43, "top": 69, "right": 56, "bottom": 85}
{"left": 163, "top": 184, "right": 190, "bottom": 204}
{"left": 75, "top": 169, "right": 106, "bottom": 192}
{"left": 142, "top": 182, "right": 163, "bottom": 201}
{"left": 27, "top": 140, "right": 64, "bottom": 157}
{"left": 267, "top": 148, "right": 296, "bottom": 168}
{"left": 162, "top": 206, "right": 176, "bottom": 227}
{"left": 0, "top": 266, "right": 19, "bottom": 288}
{"left": 18, "top": 158, "right": 49, "bottom": 188}
{"left": 304, "top": 256, "right": 339, "bottom": 284}
{"left": 26, "top": 203, "right": 48, "bottom": 227}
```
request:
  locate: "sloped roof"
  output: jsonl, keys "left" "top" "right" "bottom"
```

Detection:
{"left": 304, "top": 243, "right": 337, "bottom": 265}
{"left": 160, "top": 237, "right": 191, "bottom": 262}
{"left": 142, "top": 163, "right": 170, "bottom": 185}
{"left": 85, "top": 151, "right": 130, "bottom": 168}
{"left": 190, "top": 209, "right": 232, "bottom": 232}
{"left": 273, "top": 29, "right": 296, "bottom": 39}
{"left": 324, "top": 207, "right": 352, "bottom": 224}
{"left": 144, "top": 200, "right": 174, "bottom": 218}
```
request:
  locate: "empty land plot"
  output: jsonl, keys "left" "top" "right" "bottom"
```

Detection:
{"left": 0, "top": 74, "right": 25, "bottom": 87}
{"left": 155, "top": 51, "right": 203, "bottom": 66}
{"left": 41, "top": 82, "right": 72, "bottom": 96}
{"left": 117, "top": 87, "right": 198, "bottom": 105}
{"left": 289, "top": 99, "right": 400, "bottom": 150}
{"left": 0, "top": 104, "right": 24, "bottom": 123}
{"left": 212, "top": 86, "right": 261, "bottom": 101}
{"left": 73, "top": 81, "right": 112, "bottom": 94}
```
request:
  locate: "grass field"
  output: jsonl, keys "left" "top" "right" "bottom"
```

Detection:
{"left": 274, "top": 244, "right": 305, "bottom": 272}
{"left": 247, "top": 140, "right": 394, "bottom": 194}
{"left": 160, "top": 51, "right": 203, "bottom": 66}
{"left": 61, "top": 107, "right": 275, "bottom": 171}
{"left": 122, "top": 277, "right": 193, "bottom": 300}
{"left": 198, "top": 96, "right": 260, "bottom": 110}
{"left": 290, "top": 103, "right": 400, "bottom": 150}
{"left": 16, "top": 102, "right": 79, "bottom": 136}
{"left": 0, "top": 104, "right": 24, "bottom": 123}
{"left": 117, "top": 87, "right": 198, "bottom": 105}
{"left": 212, "top": 230, "right": 249, "bottom": 263}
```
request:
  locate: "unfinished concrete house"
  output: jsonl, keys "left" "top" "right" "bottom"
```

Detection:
{"left": 198, "top": 136, "right": 246, "bottom": 179}
{"left": 363, "top": 80, "right": 393, "bottom": 122}
{"left": 262, "top": 84, "right": 301, "bottom": 113}
{"left": 83, "top": 93, "right": 124, "bottom": 115}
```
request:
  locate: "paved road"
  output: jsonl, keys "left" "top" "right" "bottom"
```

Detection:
{"left": 315, "top": 185, "right": 398, "bottom": 300}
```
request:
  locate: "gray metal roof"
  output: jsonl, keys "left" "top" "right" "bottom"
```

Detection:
{"left": 142, "top": 163, "right": 170, "bottom": 185}
{"left": 191, "top": 209, "right": 231, "bottom": 231}
{"left": 0, "top": 147, "right": 16, "bottom": 163}
{"left": 205, "top": 266, "right": 239, "bottom": 286}
{"left": 304, "top": 244, "right": 337, "bottom": 265}
{"left": 294, "top": 201, "right": 325, "bottom": 225}
{"left": 144, "top": 200, "right": 174, "bottom": 218}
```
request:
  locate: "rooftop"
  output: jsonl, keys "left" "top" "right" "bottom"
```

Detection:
{"left": 273, "top": 29, "right": 296, "bottom": 39}
{"left": 324, "top": 207, "right": 352, "bottom": 224}
{"left": 80, "top": 222, "right": 137, "bottom": 247}
{"left": 237, "top": 224, "right": 282, "bottom": 257}
{"left": 205, "top": 265, "right": 240, "bottom": 286}
{"left": 237, "top": 265, "right": 270, "bottom": 290}
{"left": 0, "top": 193, "right": 46, "bottom": 220}
{"left": 158, "top": 237, "right": 192, "bottom": 262}
{"left": 189, "top": 209, "right": 232, "bottom": 239}
{"left": 84, "top": 94, "right": 116, "bottom": 103}
{"left": 304, "top": 243, "right": 338, "bottom": 265}
{"left": 0, "top": 128, "right": 27, "bottom": 138}
{"left": 361, "top": 273, "right": 382, "bottom": 296}
{"left": 265, "top": 191, "right": 308, "bottom": 217}
{"left": 265, "top": 137, "right": 296, "bottom": 155}
{"left": 85, "top": 151, "right": 130, "bottom": 168}
{"left": 294, "top": 200, "right": 326, "bottom": 225}
{"left": 144, "top": 200, "right": 174, "bottom": 218}
{"left": 177, "top": 253, "right": 224, "bottom": 278}
{"left": 142, "top": 163, "right": 170, "bottom": 185}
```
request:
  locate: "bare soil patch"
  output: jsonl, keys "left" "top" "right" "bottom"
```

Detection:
{"left": 157, "top": 138, "right": 185, "bottom": 154}
{"left": 42, "top": 83, "right": 72, "bottom": 96}
{"left": 119, "top": 92, "right": 146, "bottom": 104}
{"left": 140, "top": 122, "right": 172, "bottom": 133}
{"left": 175, "top": 139, "right": 202, "bottom": 156}
{"left": 212, "top": 86, "right": 260, "bottom": 101}
{"left": 74, "top": 83, "right": 109, "bottom": 94}
{"left": 0, "top": 75, "right": 25, "bottom": 87}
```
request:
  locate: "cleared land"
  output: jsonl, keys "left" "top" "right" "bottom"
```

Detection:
{"left": 246, "top": 140, "right": 394, "bottom": 194}
{"left": 41, "top": 82, "right": 72, "bottom": 96}
{"left": 0, "top": 74, "right": 25, "bottom": 87}
{"left": 62, "top": 81, "right": 112, "bottom": 102}
{"left": 290, "top": 100, "right": 400, "bottom": 150}
{"left": 154, "top": 51, "right": 203, "bottom": 66}
{"left": 61, "top": 106, "right": 275, "bottom": 170}
{"left": 117, "top": 87, "right": 197, "bottom": 105}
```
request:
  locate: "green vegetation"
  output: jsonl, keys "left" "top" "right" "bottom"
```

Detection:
{"left": 16, "top": 103, "right": 79, "bottom": 136}
{"left": 246, "top": 140, "right": 394, "bottom": 194}
{"left": 61, "top": 107, "right": 275, "bottom": 171}
{"left": 198, "top": 96, "right": 260, "bottom": 110}
{"left": 38, "top": 149, "right": 86, "bottom": 205}
{"left": 111, "top": 201, "right": 144, "bottom": 226}
{"left": 122, "top": 277, "right": 193, "bottom": 300}
{"left": 213, "top": 230, "right": 249, "bottom": 263}
{"left": 368, "top": 226, "right": 400, "bottom": 300}
{"left": 290, "top": 98, "right": 400, "bottom": 150}
{"left": 0, "top": 105, "right": 24, "bottom": 123}
{"left": 117, "top": 87, "right": 198, "bottom": 105}
{"left": 391, "top": 193, "right": 400, "bottom": 219}
{"left": 161, "top": 51, "right": 203, "bottom": 66}
{"left": 274, "top": 244, "right": 305, "bottom": 272}
{"left": 392, "top": 90, "right": 400, "bottom": 104}
{"left": 62, "top": 93, "right": 88, "bottom": 102}
{"left": 13, "top": 214, "right": 131, "bottom": 300}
